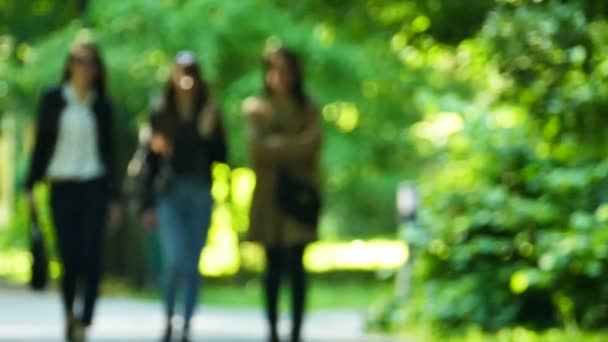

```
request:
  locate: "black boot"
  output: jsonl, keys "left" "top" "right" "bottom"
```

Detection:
{"left": 269, "top": 331, "right": 280, "bottom": 342}
{"left": 65, "top": 319, "right": 75, "bottom": 341}
{"left": 162, "top": 321, "right": 172, "bottom": 342}
{"left": 181, "top": 324, "right": 190, "bottom": 342}
{"left": 65, "top": 313, "right": 79, "bottom": 342}
{"left": 71, "top": 320, "right": 86, "bottom": 342}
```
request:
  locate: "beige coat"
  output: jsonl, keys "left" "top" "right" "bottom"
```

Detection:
{"left": 242, "top": 96, "right": 322, "bottom": 247}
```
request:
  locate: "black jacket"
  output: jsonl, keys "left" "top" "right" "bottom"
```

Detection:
{"left": 26, "top": 85, "right": 118, "bottom": 199}
{"left": 140, "top": 108, "right": 227, "bottom": 211}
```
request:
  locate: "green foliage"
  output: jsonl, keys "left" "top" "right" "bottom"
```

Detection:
{"left": 405, "top": 1, "right": 608, "bottom": 331}
{"left": 0, "top": 0, "right": 80, "bottom": 44}
{"left": 401, "top": 324, "right": 608, "bottom": 342}
{"left": 1, "top": 0, "right": 429, "bottom": 239}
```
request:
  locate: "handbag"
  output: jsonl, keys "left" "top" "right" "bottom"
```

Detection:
{"left": 29, "top": 213, "right": 48, "bottom": 291}
{"left": 124, "top": 140, "right": 154, "bottom": 212}
{"left": 276, "top": 169, "right": 321, "bottom": 227}
{"left": 124, "top": 136, "right": 173, "bottom": 213}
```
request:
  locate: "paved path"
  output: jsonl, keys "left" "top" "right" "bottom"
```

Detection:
{"left": 0, "top": 288, "right": 402, "bottom": 341}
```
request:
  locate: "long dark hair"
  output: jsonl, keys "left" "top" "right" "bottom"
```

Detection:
{"left": 61, "top": 42, "right": 107, "bottom": 96}
{"left": 263, "top": 47, "right": 308, "bottom": 107}
{"left": 156, "top": 58, "right": 209, "bottom": 138}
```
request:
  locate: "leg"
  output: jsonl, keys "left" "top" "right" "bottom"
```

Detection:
{"left": 79, "top": 180, "right": 108, "bottom": 326}
{"left": 157, "top": 192, "right": 185, "bottom": 342}
{"left": 288, "top": 245, "right": 307, "bottom": 342}
{"left": 157, "top": 192, "right": 184, "bottom": 321}
{"left": 264, "top": 246, "right": 283, "bottom": 342}
{"left": 50, "top": 184, "right": 82, "bottom": 335}
{"left": 182, "top": 186, "right": 212, "bottom": 329}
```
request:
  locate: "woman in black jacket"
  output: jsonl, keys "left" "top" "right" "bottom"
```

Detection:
{"left": 25, "top": 42, "right": 120, "bottom": 342}
{"left": 141, "top": 51, "right": 227, "bottom": 342}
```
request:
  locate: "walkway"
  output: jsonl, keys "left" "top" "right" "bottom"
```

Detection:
{"left": 0, "top": 288, "right": 402, "bottom": 341}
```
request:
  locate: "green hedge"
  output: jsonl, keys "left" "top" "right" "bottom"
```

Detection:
{"left": 406, "top": 2, "right": 608, "bottom": 330}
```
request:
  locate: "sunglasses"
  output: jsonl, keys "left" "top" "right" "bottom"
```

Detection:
{"left": 72, "top": 56, "right": 97, "bottom": 68}
{"left": 180, "top": 64, "right": 199, "bottom": 76}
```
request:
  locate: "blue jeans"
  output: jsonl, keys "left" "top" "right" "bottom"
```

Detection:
{"left": 157, "top": 176, "right": 212, "bottom": 325}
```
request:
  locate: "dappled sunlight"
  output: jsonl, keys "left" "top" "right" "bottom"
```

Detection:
{"left": 16, "top": 43, "right": 36, "bottom": 64}
{"left": 322, "top": 102, "right": 360, "bottom": 133}
{"left": 49, "top": 260, "right": 61, "bottom": 279}
{"left": 172, "top": 164, "right": 417, "bottom": 276}
{"left": 390, "top": 32, "right": 408, "bottom": 53}
{"left": 200, "top": 201, "right": 409, "bottom": 275}
{"left": 0, "top": 249, "right": 30, "bottom": 283}
{"left": 228, "top": 167, "right": 255, "bottom": 234}
{"left": 0, "top": 237, "right": 410, "bottom": 280}
{"left": 411, "top": 111, "right": 463, "bottom": 147}
{"left": 0, "top": 207, "right": 9, "bottom": 226}
{"left": 489, "top": 106, "right": 527, "bottom": 129}
{"left": 594, "top": 203, "right": 608, "bottom": 222}
{"left": 2, "top": 162, "right": 411, "bottom": 280}
{"left": 398, "top": 46, "right": 424, "bottom": 67}
{"left": 239, "top": 242, "right": 265, "bottom": 273}
{"left": 305, "top": 240, "right": 408, "bottom": 273}
{"left": 361, "top": 81, "right": 379, "bottom": 99}
{"left": 201, "top": 164, "right": 410, "bottom": 275}
{"left": 229, "top": 167, "right": 255, "bottom": 209}
{"left": 200, "top": 204, "right": 239, "bottom": 277}
{"left": 412, "top": 15, "right": 431, "bottom": 33}
{"left": 314, "top": 23, "right": 335, "bottom": 47}
{"left": 211, "top": 163, "right": 231, "bottom": 203}
{"left": 0, "top": 249, "right": 61, "bottom": 283}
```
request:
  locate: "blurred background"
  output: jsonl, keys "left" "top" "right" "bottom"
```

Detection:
{"left": 2, "top": 0, "right": 608, "bottom": 341}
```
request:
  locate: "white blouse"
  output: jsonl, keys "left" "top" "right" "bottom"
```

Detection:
{"left": 46, "top": 84, "right": 105, "bottom": 181}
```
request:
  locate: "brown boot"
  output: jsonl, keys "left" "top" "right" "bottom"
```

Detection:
{"left": 71, "top": 321, "right": 86, "bottom": 342}
{"left": 162, "top": 320, "right": 172, "bottom": 342}
{"left": 65, "top": 313, "right": 76, "bottom": 341}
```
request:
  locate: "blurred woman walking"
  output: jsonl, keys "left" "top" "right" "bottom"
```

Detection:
{"left": 25, "top": 42, "right": 121, "bottom": 342}
{"left": 242, "top": 46, "right": 323, "bottom": 342}
{"left": 140, "top": 51, "right": 227, "bottom": 342}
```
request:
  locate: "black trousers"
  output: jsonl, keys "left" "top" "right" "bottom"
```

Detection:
{"left": 264, "top": 245, "right": 307, "bottom": 342}
{"left": 50, "top": 178, "right": 108, "bottom": 326}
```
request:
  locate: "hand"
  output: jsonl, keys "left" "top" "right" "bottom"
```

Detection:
{"left": 242, "top": 97, "right": 271, "bottom": 117}
{"left": 141, "top": 209, "right": 157, "bottom": 231}
{"left": 107, "top": 201, "right": 122, "bottom": 232}
{"left": 265, "top": 134, "right": 286, "bottom": 149}
{"left": 150, "top": 133, "right": 173, "bottom": 157}
{"left": 198, "top": 107, "right": 217, "bottom": 139}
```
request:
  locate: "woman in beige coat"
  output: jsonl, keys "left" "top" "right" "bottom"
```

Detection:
{"left": 242, "top": 46, "right": 322, "bottom": 342}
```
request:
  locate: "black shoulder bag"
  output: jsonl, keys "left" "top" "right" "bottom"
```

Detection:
{"left": 29, "top": 211, "right": 48, "bottom": 291}
{"left": 276, "top": 169, "right": 321, "bottom": 227}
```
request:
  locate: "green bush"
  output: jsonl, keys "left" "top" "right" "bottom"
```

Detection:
{"left": 406, "top": 1, "right": 608, "bottom": 330}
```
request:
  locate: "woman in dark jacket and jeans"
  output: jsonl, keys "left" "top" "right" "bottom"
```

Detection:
{"left": 140, "top": 51, "right": 227, "bottom": 342}
{"left": 25, "top": 42, "right": 120, "bottom": 342}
